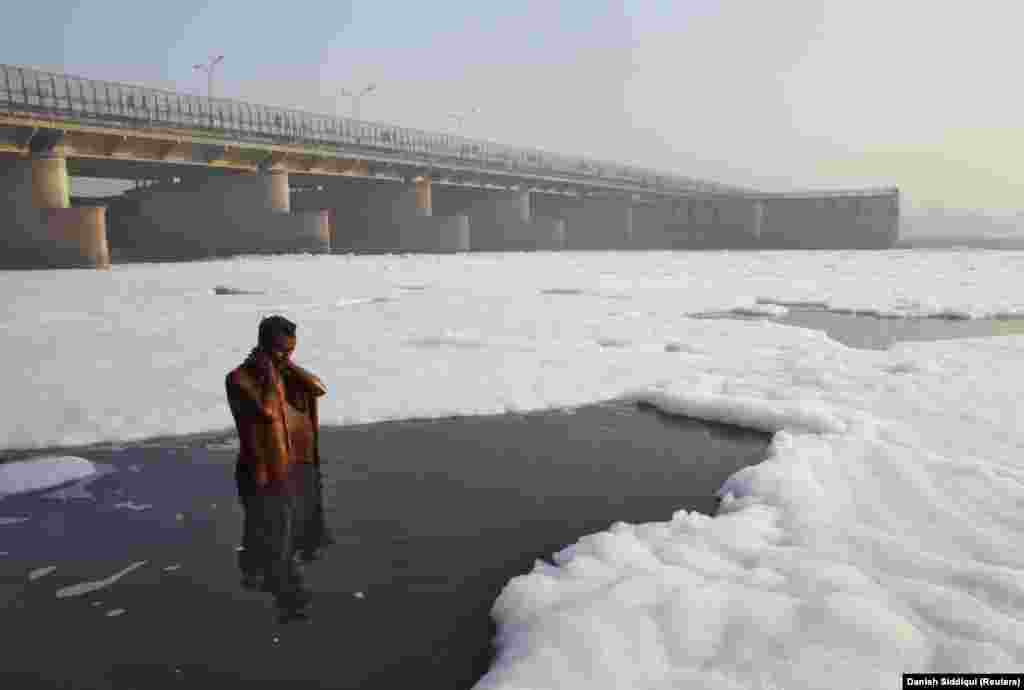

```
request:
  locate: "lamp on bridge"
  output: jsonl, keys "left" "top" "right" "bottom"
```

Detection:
{"left": 447, "top": 107, "right": 481, "bottom": 136}
{"left": 340, "top": 83, "right": 377, "bottom": 121}
{"left": 193, "top": 55, "right": 225, "bottom": 98}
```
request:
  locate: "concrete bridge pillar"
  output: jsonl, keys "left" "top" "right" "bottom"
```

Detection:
{"left": 290, "top": 178, "right": 471, "bottom": 254}
{"left": 530, "top": 195, "right": 633, "bottom": 250}
{"left": 631, "top": 201, "right": 688, "bottom": 249}
{"left": 756, "top": 193, "right": 899, "bottom": 248}
{"left": 519, "top": 190, "right": 531, "bottom": 223}
{"left": 0, "top": 153, "right": 110, "bottom": 269}
{"left": 552, "top": 218, "right": 567, "bottom": 249}
{"left": 451, "top": 214, "right": 471, "bottom": 251}
{"left": 104, "top": 170, "right": 328, "bottom": 261}
{"left": 428, "top": 185, "right": 566, "bottom": 251}
{"left": 752, "top": 199, "right": 764, "bottom": 240}
{"left": 31, "top": 153, "right": 71, "bottom": 209}
{"left": 266, "top": 170, "right": 290, "bottom": 212}
{"left": 40, "top": 205, "right": 111, "bottom": 268}
{"left": 414, "top": 176, "right": 432, "bottom": 216}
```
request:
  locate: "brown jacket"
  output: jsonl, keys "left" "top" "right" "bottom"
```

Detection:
{"left": 225, "top": 358, "right": 327, "bottom": 491}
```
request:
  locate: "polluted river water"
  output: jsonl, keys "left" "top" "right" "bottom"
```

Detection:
{"left": 1, "top": 308, "right": 1022, "bottom": 689}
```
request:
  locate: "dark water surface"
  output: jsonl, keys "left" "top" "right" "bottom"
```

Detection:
{"left": 0, "top": 403, "right": 769, "bottom": 690}
{"left": 696, "top": 306, "right": 1024, "bottom": 350}
{"left": 1, "top": 309, "right": 1018, "bottom": 689}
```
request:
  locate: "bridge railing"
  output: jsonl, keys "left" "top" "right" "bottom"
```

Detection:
{"left": 751, "top": 188, "right": 900, "bottom": 200}
{"left": 0, "top": 63, "right": 757, "bottom": 196}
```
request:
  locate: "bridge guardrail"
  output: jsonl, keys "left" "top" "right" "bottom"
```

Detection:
{"left": 750, "top": 188, "right": 899, "bottom": 200}
{"left": 0, "top": 63, "right": 759, "bottom": 196}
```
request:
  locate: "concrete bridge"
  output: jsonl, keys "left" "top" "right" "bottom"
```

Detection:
{"left": 0, "top": 64, "right": 900, "bottom": 269}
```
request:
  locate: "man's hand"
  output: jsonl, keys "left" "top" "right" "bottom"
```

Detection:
{"left": 251, "top": 350, "right": 278, "bottom": 387}
{"left": 286, "top": 361, "right": 328, "bottom": 397}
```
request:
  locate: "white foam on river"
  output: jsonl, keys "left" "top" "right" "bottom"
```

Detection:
{"left": 1, "top": 249, "right": 1022, "bottom": 686}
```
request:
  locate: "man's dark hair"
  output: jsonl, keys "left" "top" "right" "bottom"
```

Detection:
{"left": 258, "top": 315, "right": 297, "bottom": 351}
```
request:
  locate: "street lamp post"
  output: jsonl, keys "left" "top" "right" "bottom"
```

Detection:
{"left": 447, "top": 106, "right": 481, "bottom": 136}
{"left": 340, "top": 83, "right": 377, "bottom": 121}
{"left": 192, "top": 55, "right": 224, "bottom": 98}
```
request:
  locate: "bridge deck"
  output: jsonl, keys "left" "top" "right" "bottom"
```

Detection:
{"left": 0, "top": 63, "right": 896, "bottom": 201}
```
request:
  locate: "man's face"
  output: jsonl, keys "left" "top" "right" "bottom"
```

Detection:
{"left": 269, "top": 335, "right": 297, "bottom": 368}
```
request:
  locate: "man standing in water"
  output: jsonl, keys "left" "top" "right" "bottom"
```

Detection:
{"left": 225, "top": 315, "right": 333, "bottom": 620}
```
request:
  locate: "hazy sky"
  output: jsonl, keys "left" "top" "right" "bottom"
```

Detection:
{"left": 7, "top": 0, "right": 1022, "bottom": 210}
